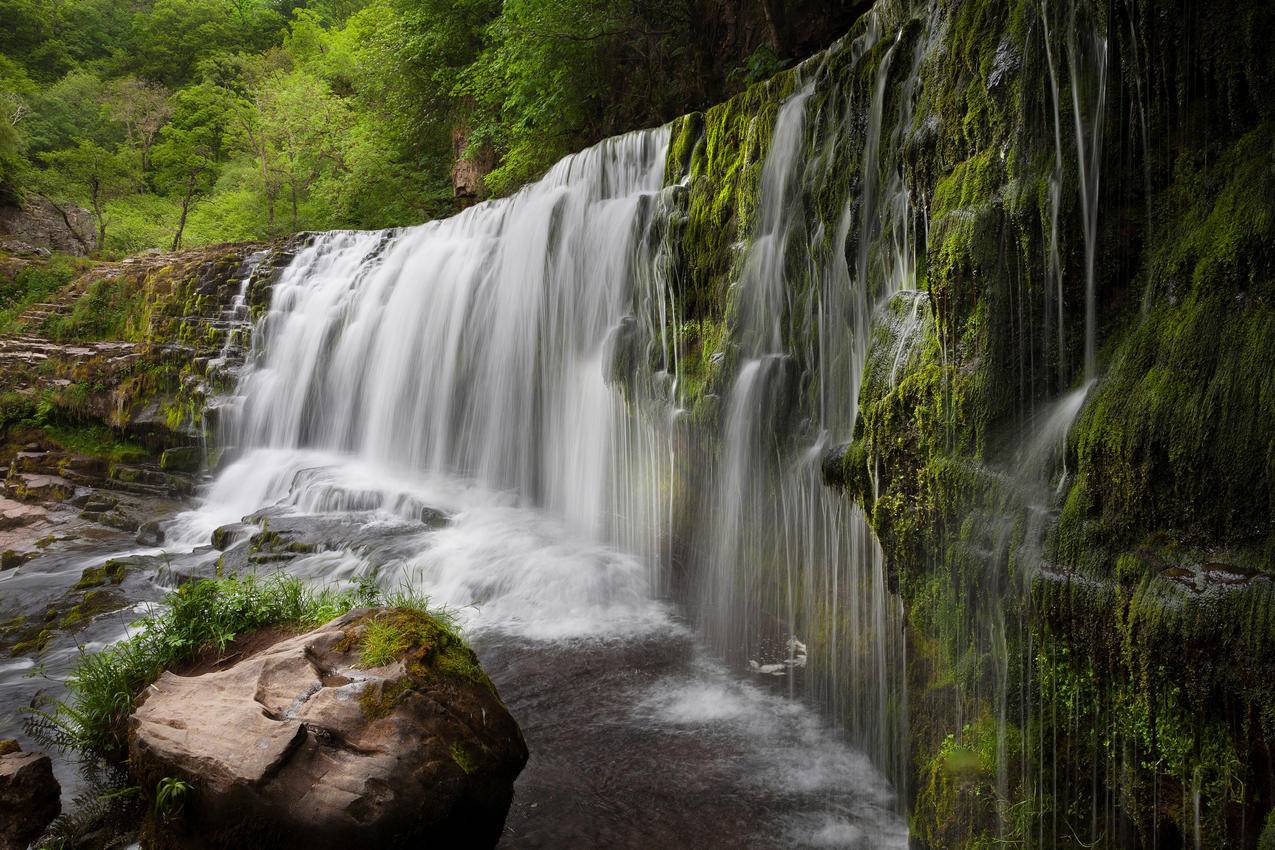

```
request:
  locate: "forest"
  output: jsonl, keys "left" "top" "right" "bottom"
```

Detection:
{"left": 0, "top": 0, "right": 855, "bottom": 255}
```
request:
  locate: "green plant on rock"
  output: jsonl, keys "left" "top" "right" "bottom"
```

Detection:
{"left": 153, "top": 776, "right": 192, "bottom": 821}
{"left": 24, "top": 573, "right": 440, "bottom": 764}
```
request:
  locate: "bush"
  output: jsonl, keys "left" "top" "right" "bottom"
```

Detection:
{"left": 25, "top": 573, "right": 443, "bottom": 763}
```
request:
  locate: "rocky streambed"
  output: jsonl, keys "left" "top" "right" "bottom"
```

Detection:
{"left": 0, "top": 447, "right": 908, "bottom": 848}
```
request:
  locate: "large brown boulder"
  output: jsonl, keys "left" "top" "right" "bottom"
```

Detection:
{"left": 0, "top": 740, "right": 61, "bottom": 850}
{"left": 128, "top": 608, "right": 528, "bottom": 849}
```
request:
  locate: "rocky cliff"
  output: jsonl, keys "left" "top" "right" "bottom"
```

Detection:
{"left": 658, "top": 0, "right": 1274, "bottom": 846}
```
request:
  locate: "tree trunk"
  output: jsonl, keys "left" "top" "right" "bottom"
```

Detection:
{"left": 259, "top": 143, "right": 274, "bottom": 233}
{"left": 172, "top": 178, "right": 194, "bottom": 252}
{"left": 91, "top": 181, "right": 106, "bottom": 251}
{"left": 290, "top": 183, "right": 298, "bottom": 232}
{"left": 759, "top": 0, "right": 785, "bottom": 55}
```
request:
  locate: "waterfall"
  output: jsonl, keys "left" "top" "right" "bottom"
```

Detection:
{"left": 168, "top": 94, "right": 912, "bottom": 843}
{"left": 191, "top": 130, "right": 677, "bottom": 572}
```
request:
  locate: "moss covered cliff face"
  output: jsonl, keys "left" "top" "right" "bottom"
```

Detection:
{"left": 0, "top": 243, "right": 277, "bottom": 461}
{"left": 659, "top": 0, "right": 1274, "bottom": 846}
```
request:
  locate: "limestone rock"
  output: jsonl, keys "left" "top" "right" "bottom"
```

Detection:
{"left": 0, "top": 742, "right": 61, "bottom": 850}
{"left": 159, "top": 447, "right": 202, "bottom": 474}
{"left": 0, "top": 196, "right": 97, "bottom": 255}
{"left": 129, "top": 608, "right": 527, "bottom": 850}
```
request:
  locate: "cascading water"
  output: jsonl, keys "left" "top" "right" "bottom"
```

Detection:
{"left": 691, "top": 12, "right": 927, "bottom": 790}
{"left": 165, "top": 116, "right": 910, "bottom": 845}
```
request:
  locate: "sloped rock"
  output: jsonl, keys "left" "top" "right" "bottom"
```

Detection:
{"left": 0, "top": 742, "right": 61, "bottom": 850}
{"left": 129, "top": 607, "right": 527, "bottom": 850}
{"left": 0, "top": 196, "right": 96, "bottom": 255}
{"left": 159, "top": 447, "right": 203, "bottom": 474}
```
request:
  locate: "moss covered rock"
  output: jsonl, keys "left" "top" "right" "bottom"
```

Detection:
{"left": 129, "top": 607, "right": 527, "bottom": 850}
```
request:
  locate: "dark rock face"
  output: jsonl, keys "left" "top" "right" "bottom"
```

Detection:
{"left": 0, "top": 196, "right": 97, "bottom": 256}
{"left": 0, "top": 741, "right": 61, "bottom": 850}
{"left": 129, "top": 608, "right": 528, "bottom": 850}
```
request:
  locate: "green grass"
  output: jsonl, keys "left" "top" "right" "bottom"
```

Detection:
{"left": 43, "top": 274, "right": 146, "bottom": 342}
{"left": 41, "top": 422, "right": 148, "bottom": 463}
{"left": 0, "top": 253, "right": 91, "bottom": 333}
{"left": 25, "top": 574, "right": 441, "bottom": 763}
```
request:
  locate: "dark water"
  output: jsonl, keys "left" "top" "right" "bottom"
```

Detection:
{"left": 0, "top": 478, "right": 907, "bottom": 849}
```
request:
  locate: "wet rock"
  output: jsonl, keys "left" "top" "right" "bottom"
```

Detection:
{"left": 211, "top": 522, "right": 251, "bottom": 551}
{"left": 0, "top": 550, "right": 33, "bottom": 571}
{"left": 81, "top": 494, "right": 119, "bottom": 513}
{"left": 5, "top": 473, "right": 75, "bottom": 503}
{"left": 137, "top": 520, "right": 165, "bottom": 546}
{"left": 99, "top": 509, "right": 141, "bottom": 533}
{"left": 129, "top": 608, "right": 528, "bottom": 850}
{"left": 420, "top": 507, "right": 449, "bottom": 528}
{"left": 0, "top": 498, "right": 45, "bottom": 530}
{"left": 0, "top": 742, "right": 61, "bottom": 850}
{"left": 75, "top": 556, "right": 138, "bottom": 589}
{"left": 160, "top": 446, "right": 203, "bottom": 474}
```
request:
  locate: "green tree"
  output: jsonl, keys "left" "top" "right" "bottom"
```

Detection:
{"left": 128, "top": 0, "right": 282, "bottom": 87}
{"left": 106, "top": 77, "right": 172, "bottom": 178}
{"left": 152, "top": 83, "right": 233, "bottom": 249}
{"left": 256, "top": 70, "right": 351, "bottom": 230}
{"left": 39, "top": 140, "right": 136, "bottom": 247}
{"left": 21, "top": 70, "right": 117, "bottom": 155}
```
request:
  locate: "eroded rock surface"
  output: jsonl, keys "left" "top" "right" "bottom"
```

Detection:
{"left": 129, "top": 607, "right": 527, "bottom": 849}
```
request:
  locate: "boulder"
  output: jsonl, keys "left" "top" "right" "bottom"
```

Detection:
{"left": 129, "top": 608, "right": 528, "bottom": 850}
{"left": 137, "top": 520, "right": 165, "bottom": 546}
{"left": 0, "top": 741, "right": 61, "bottom": 850}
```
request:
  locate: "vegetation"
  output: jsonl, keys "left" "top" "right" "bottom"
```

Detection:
{"left": 0, "top": 0, "right": 855, "bottom": 255}
{"left": 0, "top": 252, "right": 90, "bottom": 331}
{"left": 25, "top": 573, "right": 441, "bottom": 763}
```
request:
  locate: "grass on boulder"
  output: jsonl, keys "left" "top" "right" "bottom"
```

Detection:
{"left": 25, "top": 573, "right": 447, "bottom": 764}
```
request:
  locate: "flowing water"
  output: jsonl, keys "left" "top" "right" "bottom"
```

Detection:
{"left": 150, "top": 110, "right": 910, "bottom": 844}
{"left": 0, "top": 2, "right": 1136, "bottom": 845}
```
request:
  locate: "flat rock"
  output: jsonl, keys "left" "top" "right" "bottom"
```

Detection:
{"left": 0, "top": 498, "right": 46, "bottom": 530}
{"left": 129, "top": 607, "right": 528, "bottom": 849}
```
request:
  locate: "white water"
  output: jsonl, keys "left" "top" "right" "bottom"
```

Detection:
{"left": 157, "top": 113, "right": 909, "bottom": 841}
{"left": 172, "top": 129, "right": 679, "bottom": 628}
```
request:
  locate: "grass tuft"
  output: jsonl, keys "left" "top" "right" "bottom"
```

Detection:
{"left": 24, "top": 573, "right": 444, "bottom": 764}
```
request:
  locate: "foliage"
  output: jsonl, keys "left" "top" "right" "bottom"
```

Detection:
{"left": 0, "top": 0, "right": 845, "bottom": 249}
{"left": 25, "top": 573, "right": 441, "bottom": 763}
{"left": 153, "top": 776, "right": 192, "bottom": 820}
{"left": 0, "top": 252, "right": 90, "bottom": 331}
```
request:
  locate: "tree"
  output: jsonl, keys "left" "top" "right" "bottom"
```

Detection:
{"left": 152, "top": 83, "right": 233, "bottom": 249}
{"left": 39, "top": 140, "right": 136, "bottom": 247}
{"left": 107, "top": 77, "right": 172, "bottom": 177}
{"left": 256, "top": 70, "right": 351, "bottom": 230}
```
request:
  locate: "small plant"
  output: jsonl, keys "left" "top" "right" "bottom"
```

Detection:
{"left": 25, "top": 573, "right": 435, "bottom": 764}
{"left": 154, "top": 776, "right": 192, "bottom": 820}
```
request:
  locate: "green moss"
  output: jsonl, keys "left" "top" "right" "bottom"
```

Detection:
{"left": 670, "top": 69, "right": 796, "bottom": 321}
{"left": 1059, "top": 124, "right": 1275, "bottom": 566}
{"left": 346, "top": 608, "right": 494, "bottom": 707}
{"left": 357, "top": 675, "right": 413, "bottom": 721}
{"left": 450, "top": 741, "right": 478, "bottom": 775}
{"left": 75, "top": 559, "right": 128, "bottom": 590}
{"left": 42, "top": 423, "right": 148, "bottom": 463}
